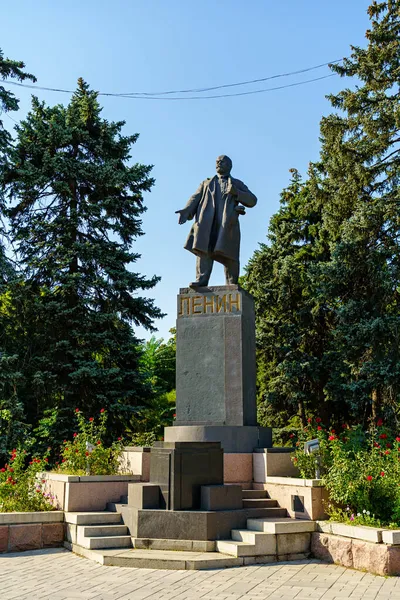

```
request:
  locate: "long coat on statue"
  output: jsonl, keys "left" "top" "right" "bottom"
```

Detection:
{"left": 182, "top": 175, "right": 257, "bottom": 264}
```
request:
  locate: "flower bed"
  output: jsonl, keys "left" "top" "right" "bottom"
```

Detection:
{"left": 291, "top": 418, "right": 400, "bottom": 529}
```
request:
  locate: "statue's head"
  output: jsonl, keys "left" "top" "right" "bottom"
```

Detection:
{"left": 216, "top": 155, "right": 232, "bottom": 176}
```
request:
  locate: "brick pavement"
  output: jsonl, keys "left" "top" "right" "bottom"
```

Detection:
{"left": 1, "top": 548, "right": 399, "bottom": 600}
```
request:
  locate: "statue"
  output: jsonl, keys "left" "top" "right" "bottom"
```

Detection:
{"left": 176, "top": 155, "right": 257, "bottom": 287}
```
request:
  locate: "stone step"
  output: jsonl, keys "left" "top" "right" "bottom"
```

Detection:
{"left": 231, "top": 529, "right": 276, "bottom": 555}
{"left": 246, "top": 507, "right": 287, "bottom": 519}
{"left": 65, "top": 541, "right": 244, "bottom": 569}
{"left": 246, "top": 517, "right": 316, "bottom": 534}
{"left": 242, "top": 490, "right": 269, "bottom": 499}
{"left": 81, "top": 535, "right": 132, "bottom": 550}
{"left": 243, "top": 499, "right": 277, "bottom": 509}
{"left": 65, "top": 512, "right": 122, "bottom": 525}
{"left": 216, "top": 540, "right": 256, "bottom": 557}
{"left": 133, "top": 538, "right": 216, "bottom": 552}
{"left": 81, "top": 525, "right": 128, "bottom": 538}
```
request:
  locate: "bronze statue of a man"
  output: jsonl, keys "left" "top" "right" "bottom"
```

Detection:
{"left": 176, "top": 155, "right": 257, "bottom": 287}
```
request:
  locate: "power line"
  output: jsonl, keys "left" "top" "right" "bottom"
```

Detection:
{"left": 0, "top": 58, "right": 341, "bottom": 100}
{"left": 114, "top": 59, "right": 342, "bottom": 96}
{"left": 116, "top": 74, "right": 337, "bottom": 100}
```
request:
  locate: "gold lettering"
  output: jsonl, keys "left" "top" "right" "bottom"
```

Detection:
{"left": 191, "top": 295, "right": 203, "bottom": 314}
{"left": 203, "top": 295, "right": 214, "bottom": 314}
{"left": 179, "top": 296, "right": 190, "bottom": 316}
{"left": 229, "top": 293, "right": 241, "bottom": 312}
{"left": 216, "top": 295, "right": 227, "bottom": 313}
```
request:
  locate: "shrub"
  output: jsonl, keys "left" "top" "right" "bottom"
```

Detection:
{"left": 57, "top": 408, "right": 123, "bottom": 476}
{"left": 0, "top": 448, "right": 53, "bottom": 512}
{"left": 292, "top": 417, "right": 400, "bottom": 526}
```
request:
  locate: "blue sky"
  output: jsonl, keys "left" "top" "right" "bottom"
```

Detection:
{"left": 2, "top": 0, "right": 370, "bottom": 341}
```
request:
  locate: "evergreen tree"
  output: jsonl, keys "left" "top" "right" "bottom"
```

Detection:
{"left": 317, "top": 0, "right": 400, "bottom": 423}
{"left": 245, "top": 1, "right": 400, "bottom": 430}
{"left": 3, "top": 79, "right": 162, "bottom": 441}
{"left": 244, "top": 170, "right": 334, "bottom": 435}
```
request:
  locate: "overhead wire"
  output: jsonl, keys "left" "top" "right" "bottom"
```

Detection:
{"left": 0, "top": 58, "right": 342, "bottom": 101}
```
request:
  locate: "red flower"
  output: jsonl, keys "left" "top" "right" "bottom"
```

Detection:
{"left": 317, "top": 426, "right": 322, "bottom": 431}
{"left": 373, "top": 442, "right": 380, "bottom": 448}
{"left": 117, "top": 437, "right": 122, "bottom": 441}
{"left": 307, "top": 417, "right": 312, "bottom": 423}
{"left": 0, "top": 468, "right": 5, "bottom": 472}
{"left": 75, "top": 450, "right": 79, "bottom": 454}
{"left": 75, "top": 408, "right": 80, "bottom": 413}
{"left": 366, "top": 475, "right": 373, "bottom": 481}
{"left": 62, "top": 459, "right": 66, "bottom": 463}
{"left": 42, "top": 479, "right": 46, "bottom": 483}
{"left": 63, "top": 440, "right": 67, "bottom": 444}
{"left": 396, "top": 437, "right": 400, "bottom": 442}
{"left": 73, "top": 433, "right": 78, "bottom": 438}
{"left": 385, "top": 450, "right": 390, "bottom": 455}
{"left": 85, "top": 451, "right": 89, "bottom": 457}
{"left": 315, "top": 417, "right": 322, "bottom": 423}
{"left": 331, "top": 429, "right": 336, "bottom": 434}
{"left": 381, "top": 471, "right": 385, "bottom": 477}
{"left": 387, "top": 443, "right": 391, "bottom": 448}
{"left": 342, "top": 424, "right": 347, "bottom": 429}
{"left": 97, "top": 440, "right": 101, "bottom": 445}
{"left": 377, "top": 418, "right": 383, "bottom": 426}
{"left": 379, "top": 433, "right": 387, "bottom": 439}
{"left": 8, "top": 468, "right": 13, "bottom": 472}
{"left": 89, "top": 417, "right": 94, "bottom": 422}
{"left": 293, "top": 457, "right": 298, "bottom": 463}
{"left": 44, "top": 458, "right": 48, "bottom": 463}
{"left": 100, "top": 408, "right": 105, "bottom": 413}
{"left": 29, "top": 461, "right": 33, "bottom": 465}
{"left": 173, "top": 413, "right": 176, "bottom": 418}
{"left": 65, "top": 448, "right": 69, "bottom": 452}
{"left": 289, "top": 433, "right": 295, "bottom": 438}
{"left": 328, "top": 435, "right": 336, "bottom": 441}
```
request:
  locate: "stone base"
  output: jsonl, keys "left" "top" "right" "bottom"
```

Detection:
{"left": 164, "top": 425, "right": 272, "bottom": 453}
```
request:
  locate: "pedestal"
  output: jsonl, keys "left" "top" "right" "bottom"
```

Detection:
{"left": 164, "top": 285, "right": 271, "bottom": 453}
{"left": 149, "top": 442, "right": 223, "bottom": 510}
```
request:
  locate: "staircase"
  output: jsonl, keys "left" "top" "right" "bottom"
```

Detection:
{"left": 216, "top": 489, "right": 316, "bottom": 558}
{"left": 65, "top": 511, "right": 132, "bottom": 550}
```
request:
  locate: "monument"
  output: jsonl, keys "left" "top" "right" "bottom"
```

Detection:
{"left": 164, "top": 155, "right": 272, "bottom": 453}
{"left": 118, "top": 156, "right": 274, "bottom": 542}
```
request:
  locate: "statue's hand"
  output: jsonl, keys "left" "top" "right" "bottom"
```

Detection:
{"left": 175, "top": 209, "right": 188, "bottom": 225}
{"left": 235, "top": 205, "right": 246, "bottom": 215}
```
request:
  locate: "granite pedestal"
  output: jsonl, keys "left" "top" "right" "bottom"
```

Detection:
{"left": 164, "top": 285, "right": 271, "bottom": 453}
{"left": 149, "top": 442, "right": 223, "bottom": 510}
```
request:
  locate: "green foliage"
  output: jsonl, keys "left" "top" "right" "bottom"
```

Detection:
{"left": 0, "top": 447, "right": 53, "bottom": 512}
{"left": 1, "top": 78, "right": 163, "bottom": 445}
{"left": 243, "top": 1, "right": 400, "bottom": 430}
{"left": 293, "top": 418, "right": 400, "bottom": 526}
{"left": 57, "top": 409, "right": 123, "bottom": 475}
{"left": 128, "top": 431, "right": 157, "bottom": 447}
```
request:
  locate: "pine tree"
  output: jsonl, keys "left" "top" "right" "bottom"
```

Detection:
{"left": 0, "top": 47, "right": 36, "bottom": 281}
{"left": 246, "top": 1, "right": 400, "bottom": 430}
{"left": 317, "top": 0, "right": 400, "bottom": 423}
{"left": 244, "top": 170, "right": 335, "bottom": 435}
{"left": 3, "top": 79, "right": 162, "bottom": 441}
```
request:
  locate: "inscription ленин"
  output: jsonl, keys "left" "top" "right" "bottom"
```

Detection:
{"left": 178, "top": 293, "right": 241, "bottom": 316}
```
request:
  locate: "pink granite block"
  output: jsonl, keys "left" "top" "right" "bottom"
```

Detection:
{"left": 0, "top": 526, "right": 9, "bottom": 553}
{"left": 9, "top": 524, "right": 42, "bottom": 552}
{"left": 224, "top": 454, "right": 252, "bottom": 484}
{"left": 352, "top": 538, "right": 390, "bottom": 576}
{"left": 42, "top": 523, "right": 64, "bottom": 547}
{"left": 311, "top": 532, "right": 353, "bottom": 568}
